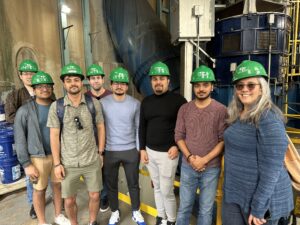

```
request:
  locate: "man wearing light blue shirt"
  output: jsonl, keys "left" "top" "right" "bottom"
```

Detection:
{"left": 101, "top": 67, "right": 145, "bottom": 225}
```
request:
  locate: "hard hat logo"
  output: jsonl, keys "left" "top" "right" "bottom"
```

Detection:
{"left": 200, "top": 71, "right": 209, "bottom": 78}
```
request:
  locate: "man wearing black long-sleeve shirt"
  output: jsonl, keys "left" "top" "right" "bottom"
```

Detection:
{"left": 139, "top": 61, "right": 186, "bottom": 225}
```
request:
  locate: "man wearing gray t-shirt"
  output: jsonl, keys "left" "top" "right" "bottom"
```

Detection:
{"left": 101, "top": 67, "right": 146, "bottom": 225}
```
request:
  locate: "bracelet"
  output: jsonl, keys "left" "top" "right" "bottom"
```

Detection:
{"left": 186, "top": 154, "right": 193, "bottom": 162}
{"left": 54, "top": 163, "right": 61, "bottom": 168}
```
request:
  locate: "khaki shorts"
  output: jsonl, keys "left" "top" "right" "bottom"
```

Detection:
{"left": 31, "top": 155, "right": 60, "bottom": 191}
{"left": 61, "top": 157, "right": 102, "bottom": 198}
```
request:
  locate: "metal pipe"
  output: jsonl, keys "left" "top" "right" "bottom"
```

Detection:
{"left": 103, "top": 0, "right": 181, "bottom": 96}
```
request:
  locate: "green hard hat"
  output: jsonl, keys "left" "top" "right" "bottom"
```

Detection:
{"left": 60, "top": 63, "right": 84, "bottom": 80}
{"left": 19, "top": 59, "right": 38, "bottom": 72}
{"left": 149, "top": 61, "right": 170, "bottom": 76}
{"left": 109, "top": 67, "right": 129, "bottom": 83}
{"left": 233, "top": 60, "right": 268, "bottom": 82}
{"left": 31, "top": 71, "right": 54, "bottom": 86}
{"left": 191, "top": 65, "right": 216, "bottom": 83}
{"left": 86, "top": 64, "right": 105, "bottom": 77}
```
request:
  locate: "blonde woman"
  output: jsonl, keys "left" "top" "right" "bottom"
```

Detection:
{"left": 222, "top": 60, "right": 293, "bottom": 225}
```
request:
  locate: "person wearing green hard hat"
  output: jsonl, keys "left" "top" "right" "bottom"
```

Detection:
{"left": 222, "top": 60, "right": 293, "bottom": 225}
{"left": 175, "top": 65, "right": 227, "bottom": 225}
{"left": 139, "top": 61, "right": 186, "bottom": 225}
{"left": 60, "top": 62, "right": 85, "bottom": 81}
{"left": 15, "top": 71, "right": 71, "bottom": 225}
{"left": 4, "top": 59, "right": 39, "bottom": 219}
{"left": 5, "top": 59, "right": 39, "bottom": 123}
{"left": 48, "top": 62, "right": 105, "bottom": 225}
{"left": 86, "top": 64, "right": 112, "bottom": 101}
{"left": 101, "top": 66, "right": 146, "bottom": 225}
{"left": 86, "top": 64, "right": 111, "bottom": 213}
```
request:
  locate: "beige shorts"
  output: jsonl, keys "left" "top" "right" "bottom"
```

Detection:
{"left": 61, "top": 157, "right": 102, "bottom": 198}
{"left": 31, "top": 155, "right": 60, "bottom": 191}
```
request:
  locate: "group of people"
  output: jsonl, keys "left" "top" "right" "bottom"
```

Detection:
{"left": 5, "top": 58, "right": 294, "bottom": 225}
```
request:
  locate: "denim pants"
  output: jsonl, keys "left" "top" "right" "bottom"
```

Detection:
{"left": 176, "top": 163, "right": 220, "bottom": 225}
{"left": 25, "top": 175, "right": 33, "bottom": 204}
{"left": 222, "top": 202, "right": 279, "bottom": 225}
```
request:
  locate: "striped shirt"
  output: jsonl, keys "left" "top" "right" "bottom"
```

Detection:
{"left": 175, "top": 99, "right": 227, "bottom": 167}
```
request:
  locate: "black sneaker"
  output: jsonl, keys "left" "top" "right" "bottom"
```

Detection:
{"left": 99, "top": 198, "right": 109, "bottom": 212}
{"left": 167, "top": 221, "right": 175, "bottom": 225}
{"left": 155, "top": 216, "right": 166, "bottom": 225}
{"left": 29, "top": 204, "right": 37, "bottom": 219}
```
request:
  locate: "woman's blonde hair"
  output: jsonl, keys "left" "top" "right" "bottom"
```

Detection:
{"left": 227, "top": 77, "right": 285, "bottom": 125}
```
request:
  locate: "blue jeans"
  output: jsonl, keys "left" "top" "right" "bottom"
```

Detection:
{"left": 222, "top": 202, "right": 279, "bottom": 225}
{"left": 176, "top": 163, "right": 220, "bottom": 225}
{"left": 25, "top": 175, "right": 33, "bottom": 204}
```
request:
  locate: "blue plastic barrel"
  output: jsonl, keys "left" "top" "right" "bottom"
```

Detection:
{"left": 0, "top": 126, "right": 15, "bottom": 159}
{"left": 0, "top": 156, "right": 21, "bottom": 184}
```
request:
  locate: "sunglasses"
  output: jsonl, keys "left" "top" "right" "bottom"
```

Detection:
{"left": 74, "top": 116, "right": 83, "bottom": 130}
{"left": 235, "top": 83, "right": 260, "bottom": 91}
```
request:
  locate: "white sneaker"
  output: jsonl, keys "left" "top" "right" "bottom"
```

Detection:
{"left": 132, "top": 210, "right": 146, "bottom": 225}
{"left": 54, "top": 214, "right": 71, "bottom": 225}
{"left": 108, "top": 210, "right": 120, "bottom": 225}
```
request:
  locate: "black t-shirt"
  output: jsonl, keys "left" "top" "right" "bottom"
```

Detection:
{"left": 139, "top": 91, "right": 187, "bottom": 152}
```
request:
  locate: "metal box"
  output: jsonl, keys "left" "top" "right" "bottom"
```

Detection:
{"left": 170, "top": 0, "right": 215, "bottom": 43}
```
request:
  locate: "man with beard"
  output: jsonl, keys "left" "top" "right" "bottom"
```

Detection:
{"left": 139, "top": 61, "right": 186, "bottom": 225}
{"left": 175, "top": 65, "right": 227, "bottom": 225}
{"left": 15, "top": 71, "right": 70, "bottom": 225}
{"left": 86, "top": 64, "right": 112, "bottom": 100}
{"left": 47, "top": 63, "right": 105, "bottom": 225}
{"left": 5, "top": 59, "right": 39, "bottom": 219}
{"left": 101, "top": 67, "right": 146, "bottom": 225}
{"left": 86, "top": 64, "right": 111, "bottom": 213}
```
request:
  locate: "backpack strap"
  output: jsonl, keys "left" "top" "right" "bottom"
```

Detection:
{"left": 84, "top": 93, "right": 98, "bottom": 144}
{"left": 84, "top": 93, "right": 96, "bottom": 127}
{"left": 56, "top": 97, "right": 65, "bottom": 137}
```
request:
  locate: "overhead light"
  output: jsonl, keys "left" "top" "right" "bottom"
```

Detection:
{"left": 61, "top": 4, "right": 71, "bottom": 14}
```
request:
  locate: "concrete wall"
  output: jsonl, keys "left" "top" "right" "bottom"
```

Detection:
{"left": 0, "top": 0, "right": 161, "bottom": 102}
{"left": 0, "top": 0, "right": 65, "bottom": 99}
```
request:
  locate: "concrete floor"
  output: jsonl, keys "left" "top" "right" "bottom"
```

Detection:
{"left": 0, "top": 165, "right": 299, "bottom": 225}
{"left": 0, "top": 184, "right": 155, "bottom": 225}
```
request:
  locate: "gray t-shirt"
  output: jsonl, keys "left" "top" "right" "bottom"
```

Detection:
{"left": 101, "top": 95, "right": 140, "bottom": 151}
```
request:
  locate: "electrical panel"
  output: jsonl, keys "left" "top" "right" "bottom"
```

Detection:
{"left": 170, "top": 0, "right": 215, "bottom": 43}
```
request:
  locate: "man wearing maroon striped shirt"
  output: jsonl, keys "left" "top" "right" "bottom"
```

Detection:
{"left": 175, "top": 65, "right": 227, "bottom": 225}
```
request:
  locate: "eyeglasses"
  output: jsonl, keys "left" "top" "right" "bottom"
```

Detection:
{"left": 74, "top": 117, "right": 83, "bottom": 130}
{"left": 235, "top": 83, "right": 260, "bottom": 91}
{"left": 35, "top": 84, "right": 52, "bottom": 90}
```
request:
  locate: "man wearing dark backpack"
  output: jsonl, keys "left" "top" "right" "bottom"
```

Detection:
{"left": 47, "top": 63, "right": 105, "bottom": 225}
